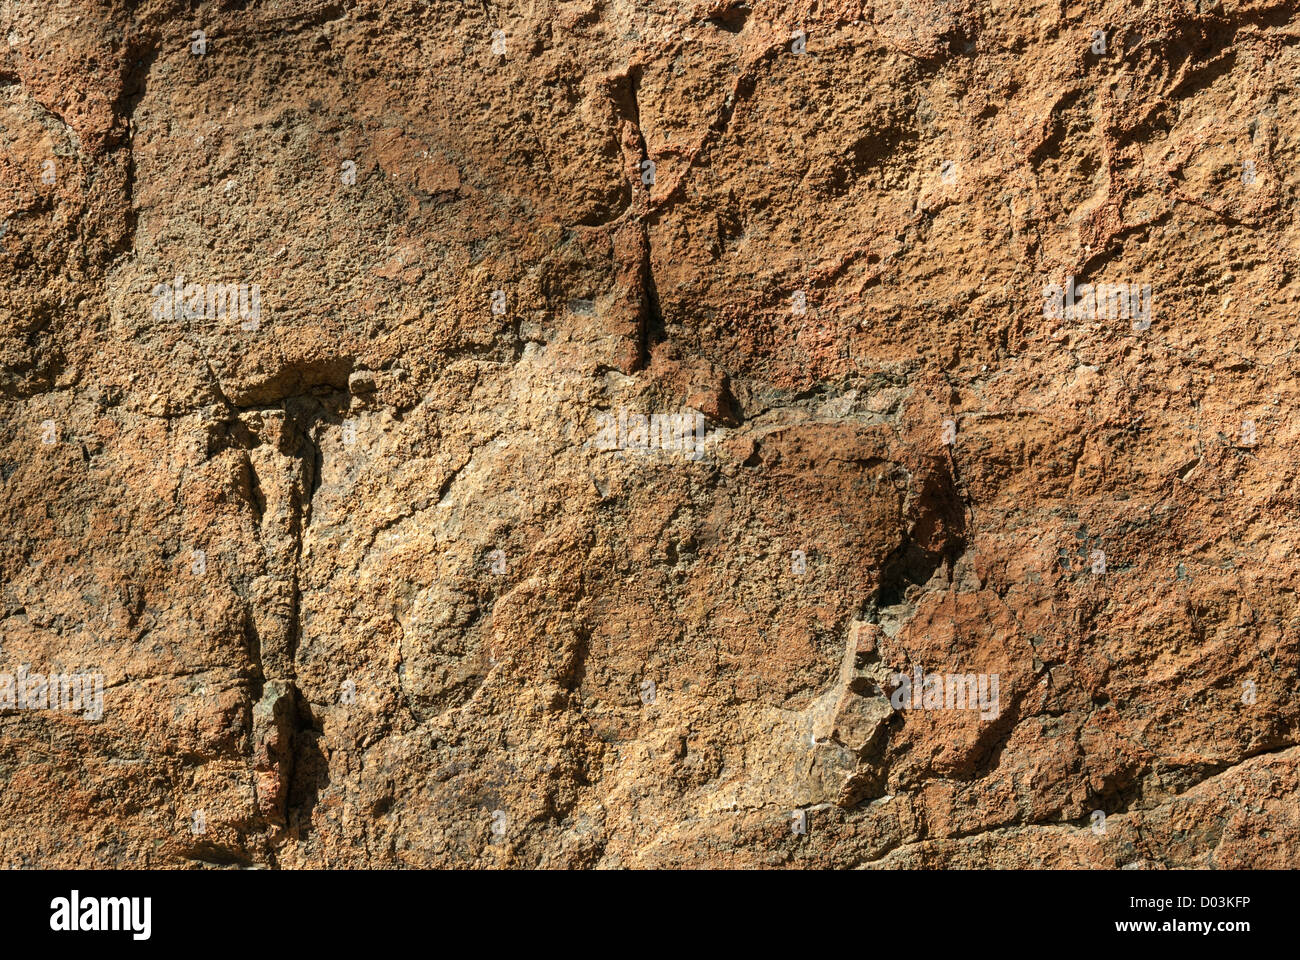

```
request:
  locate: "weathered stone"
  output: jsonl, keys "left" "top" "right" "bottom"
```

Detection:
{"left": 1, "top": 0, "right": 1298, "bottom": 870}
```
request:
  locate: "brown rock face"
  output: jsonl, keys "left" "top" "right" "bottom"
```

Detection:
{"left": 2, "top": 0, "right": 1298, "bottom": 869}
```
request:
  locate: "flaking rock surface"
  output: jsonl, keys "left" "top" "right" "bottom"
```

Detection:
{"left": 2, "top": 0, "right": 1299, "bottom": 868}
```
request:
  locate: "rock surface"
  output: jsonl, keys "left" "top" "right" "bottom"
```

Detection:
{"left": 2, "top": 0, "right": 1298, "bottom": 868}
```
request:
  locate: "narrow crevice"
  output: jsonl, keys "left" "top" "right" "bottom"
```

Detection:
{"left": 637, "top": 223, "right": 665, "bottom": 363}
{"left": 107, "top": 31, "right": 160, "bottom": 265}
{"left": 281, "top": 686, "right": 328, "bottom": 846}
{"left": 242, "top": 607, "right": 266, "bottom": 702}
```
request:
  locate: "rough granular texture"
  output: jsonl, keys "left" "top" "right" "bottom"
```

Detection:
{"left": 2, "top": 0, "right": 1298, "bottom": 868}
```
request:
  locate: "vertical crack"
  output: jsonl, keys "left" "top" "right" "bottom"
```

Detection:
{"left": 606, "top": 66, "right": 664, "bottom": 371}
{"left": 111, "top": 34, "right": 159, "bottom": 263}
{"left": 214, "top": 394, "right": 334, "bottom": 843}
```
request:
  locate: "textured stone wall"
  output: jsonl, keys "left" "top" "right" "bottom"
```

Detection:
{"left": 1, "top": 0, "right": 1298, "bottom": 868}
